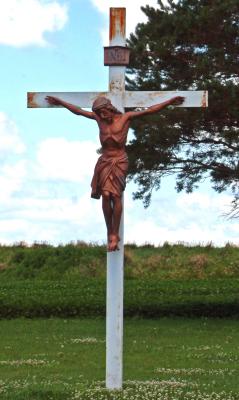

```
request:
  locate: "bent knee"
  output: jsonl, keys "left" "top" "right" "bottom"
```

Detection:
{"left": 102, "top": 191, "right": 111, "bottom": 199}
{"left": 111, "top": 194, "right": 121, "bottom": 202}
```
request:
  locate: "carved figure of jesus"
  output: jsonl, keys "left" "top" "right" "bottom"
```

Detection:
{"left": 46, "top": 95, "right": 184, "bottom": 251}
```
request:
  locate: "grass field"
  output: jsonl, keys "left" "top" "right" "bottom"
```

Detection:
{"left": 1, "top": 317, "right": 239, "bottom": 399}
{"left": 1, "top": 278, "right": 239, "bottom": 318}
{"left": 0, "top": 243, "right": 239, "bottom": 398}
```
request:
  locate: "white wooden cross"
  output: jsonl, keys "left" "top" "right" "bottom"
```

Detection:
{"left": 27, "top": 8, "right": 208, "bottom": 390}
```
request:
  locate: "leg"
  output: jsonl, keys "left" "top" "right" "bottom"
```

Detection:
{"left": 108, "top": 195, "right": 122, "bottom": 252}
{"left": 102, "top": 191, "right": 113, "bottom": 249}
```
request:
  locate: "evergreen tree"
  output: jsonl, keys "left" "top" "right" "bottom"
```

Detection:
{"left": 126, "top": 0, "right": 239, "bottom": 212}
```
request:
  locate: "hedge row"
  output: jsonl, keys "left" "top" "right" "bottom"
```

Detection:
{"left": 1, "top": 278, "right": 239, "bottom": 318}
{"left": 0, "top": 242, "right": 239, "bottom": 281}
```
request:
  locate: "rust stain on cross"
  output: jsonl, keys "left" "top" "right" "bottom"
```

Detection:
{"left": 27, "top": 92, "right": 38, "bottom": 108}
{"left": 110, "top": 8, "right": 126, "bottom": 42}
{"left": 201, "top": 90, "right": 208, "bottom": 108}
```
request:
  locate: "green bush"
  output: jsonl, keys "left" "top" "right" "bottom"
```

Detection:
{"left": 0, "top": 242, "right": 239, "bottom": 281}
{"left": 0, "top": 278, "right": 239, "bottom": 318}
{"left": 0, "top": 243, "right": 238, "bottom": 318}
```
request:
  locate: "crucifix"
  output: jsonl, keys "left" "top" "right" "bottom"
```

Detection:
{"left": 27, "top": 8, "right": 208, "bottom": 390}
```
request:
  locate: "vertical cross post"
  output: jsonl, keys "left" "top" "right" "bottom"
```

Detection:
{"left": 106, "top": 8, "right": 126, "bottom": 390}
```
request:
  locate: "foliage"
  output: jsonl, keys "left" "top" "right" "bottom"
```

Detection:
{"left": 0, "top": 242, "right": 239, "bottom": 281}
{"left": 0, "top": 242, "right": 106, "bottom": 280}
{"left": 0, "top": 243, "right": 238, "bottom": 318}
{"left": 226, "top": 196, "right": 239, "bottom": 219}
{"left": 126, "top": 0, "right": 239, "bottom": 207}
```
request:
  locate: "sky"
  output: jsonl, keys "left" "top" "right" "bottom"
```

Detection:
{"left": 0, "top": 0, "right": 238, "bottom": 247}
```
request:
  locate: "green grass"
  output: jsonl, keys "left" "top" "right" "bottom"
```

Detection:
{"left": 1, "top": 278, "right": 239, "bottom": 318}
{"left": 0, "top": 242, "right": 239, "bottom": 398}
{"left": 0, "top": 318, "right": 239, "bottom": 399}
{"left": 0, "top": 242, "right": 238, "bottom": 281}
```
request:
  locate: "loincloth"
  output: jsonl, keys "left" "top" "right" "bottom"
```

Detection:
{"left": 91, "top": 153, "right": 128, "bottom": 199}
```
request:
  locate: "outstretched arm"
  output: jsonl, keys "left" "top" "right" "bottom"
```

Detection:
{"left": 125, "top": 96, "right": 185, "bottom": 120}
{"left": 45, "top": 96, "right": 96, "bottom": 120}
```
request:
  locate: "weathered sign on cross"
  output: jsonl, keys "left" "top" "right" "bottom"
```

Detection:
{"left": 27, "top": 8, "right": 208, "bottom": 390}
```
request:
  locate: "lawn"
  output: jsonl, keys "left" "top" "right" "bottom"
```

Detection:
{"left": 0, "top": 317, "right": 239, "bottom": 399}
{"left": 0, "top": 243, "right": 239, "bottom": 399}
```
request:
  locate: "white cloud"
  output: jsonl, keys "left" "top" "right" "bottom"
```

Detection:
{"left": 90, "top": 0, "right": 159, "bottom": 44}
{"left": 0, "top": 160, "right": 27, "bottom": 201}
{"left": 124, "top": 185, "right": 239, "bottom": 247}
{"left": 0, "top": 118, "right": 237, "bottom": 246}
{"left": 125, "top": 217, "right": 232, "bottom": 247}
{"left": 0, "top": 0, "right": 68, "bottom": 47}
{"left": 15, "top": 193, "right": 102, "bottom": 224}
{"left": 230, "top": 224, "right": 239, "bottom": 233}
{"left": 0, "top": 176, "right": 238, "bottom": 246}
{"left": 35, "top": 137, "right": 99, "bottom": 182}
{"left": 125, "top": 213, "right": 237, "bottom": 247}
{"left": 0, "top": 112, "right": 25, "bottom": 154}
{"left": 0, "top": 112, "right": 26, "bottom": 200}
{"left": 176, "top": 192, "right": 232, "bottom": 213}
{"left": 0, "top": 191, "right": 105, "bottom": 245}
{"left": 0, "top": 112, "right": 27, "bottom": 201}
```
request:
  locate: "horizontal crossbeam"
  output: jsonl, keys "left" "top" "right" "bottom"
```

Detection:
{"left": 27, "top": 90, "right": 208, "bottom": 109}
{"left": 125, "top": 90, "right": 208, "bottom": 108}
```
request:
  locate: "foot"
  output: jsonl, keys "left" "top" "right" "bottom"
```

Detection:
{"left": 107, "top": 234, "right": 120, "bottom": 252}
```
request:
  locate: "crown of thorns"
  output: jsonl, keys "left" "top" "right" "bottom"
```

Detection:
{"left": 92, "top": 96, "right": 121, "bottom": 114}
{"left": 92, "top": 97, "right": 112, "bottom": 111}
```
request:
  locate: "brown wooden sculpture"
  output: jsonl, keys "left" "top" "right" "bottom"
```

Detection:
{"left": 45, "top": 95, "right": 184, "bottom": 251}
